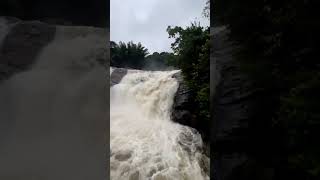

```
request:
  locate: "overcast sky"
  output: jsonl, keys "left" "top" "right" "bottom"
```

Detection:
{"left": 111, "top": 0, "right": 209, "bottom": 53}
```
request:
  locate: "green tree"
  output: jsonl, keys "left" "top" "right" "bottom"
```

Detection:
{"left": 145, "top": 52, "right": 177, "bottom": 70}
{"left": 167, "top": 22, "right": 210, "bottom": 137}
{"left": 111, "top": 41, "right": 149, "bottom": 69}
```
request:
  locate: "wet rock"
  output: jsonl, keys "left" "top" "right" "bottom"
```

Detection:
{"left": 0, "top": 18, "right": 56, "bottom": 82}
{"left": 110, "top": 68, "right": 128, "bottom": 87}
{"left": 171, "top": 71, "right": 194, "bottom": 127}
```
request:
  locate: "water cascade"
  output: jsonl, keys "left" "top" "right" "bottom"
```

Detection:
{"left": 110, "top": 68, "right": 209, "bottom": 180}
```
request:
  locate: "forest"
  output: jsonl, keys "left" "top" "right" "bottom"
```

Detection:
{"left": 215, "top": 0, "right": 320, "bottom": 179}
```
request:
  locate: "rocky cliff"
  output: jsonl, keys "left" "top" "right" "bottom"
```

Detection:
{"left": 170, "top": 71, "right": 194, "bottom": 126}
{"left": 211, "top": 26, "right": 274, "bottom": 180}
{"left": 110, "top": 68, "right": 127, "bottom": 87}
{"left": 0, "top": 17, "right": 55, "bottom": 81}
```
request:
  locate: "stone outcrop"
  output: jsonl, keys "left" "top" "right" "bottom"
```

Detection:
{"left": 110, "top": 68, "right": 128, "bottom": 87}
{"left": 210, "top": 26, "right": 273, "bottom": 180}
{"left": 171, "top": 71, "right": 194, "bottom": 127}
{"left": 210, "top": 26, "right": 251, "bottom": 180}
{"left": 0, "top": 17, "right": 56, "bottom": 81}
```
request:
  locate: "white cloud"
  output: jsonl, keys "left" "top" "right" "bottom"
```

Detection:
{"left": 111, "top": 0, "right": 209, "bottom": 53}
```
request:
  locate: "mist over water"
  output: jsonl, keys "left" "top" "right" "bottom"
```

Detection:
{"left": 110, "top": 69, "right": 209, "bottom": 180}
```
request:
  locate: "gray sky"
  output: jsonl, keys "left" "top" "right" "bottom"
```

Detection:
{"left": 111, "top": 0, "right": 209, "bottom": 53}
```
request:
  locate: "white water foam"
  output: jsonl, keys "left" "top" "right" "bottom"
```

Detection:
{"left": 110, "top": 69, "right": 209, "bottom": 180}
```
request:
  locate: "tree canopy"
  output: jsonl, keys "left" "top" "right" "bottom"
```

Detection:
{"left": 110, "top": 41, "right": 149, "bottom": 69}
{"left": 144, "top": 52, "right": 177, "bottom": 70}
{"left": 167, "top": 22, "right": 210, "bottom": 138}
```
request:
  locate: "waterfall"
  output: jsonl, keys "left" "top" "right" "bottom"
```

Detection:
{"left": 110, "top": 68, "right": 209, "bottom": 180}
{"left": 0, "top": 25, "right": 107, "bottom": 179}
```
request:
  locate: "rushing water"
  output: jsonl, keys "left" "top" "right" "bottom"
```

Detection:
{"left": 110, "top": 68, "right": 209, "bottom": 180}
{"left": 0, "top": 25, "right": 107, "bottom": 179}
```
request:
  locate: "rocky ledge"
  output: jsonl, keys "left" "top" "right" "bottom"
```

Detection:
{"left": 0, "top": 17, "right": 56, "bottom": 82}
{"left": 170, "top": 71, "right": 195, "bottom": 127}
{"left": 110, "top": 68, "right": 127, "bottom": 87}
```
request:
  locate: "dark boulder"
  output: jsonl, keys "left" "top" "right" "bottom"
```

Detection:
{"left": 171, "top": 71, "right": 195, "bottom": 127}
{"left": 172, "top": 71, "right": 211, "bottom": 157}
{"left": 211, "top": 26, "right": 274, "bottom": 180}
{"left": 110, "top": 68, "right": 128, "bottom": 87}
{"left": 0, "top": 18, "right": 56, "bottom": 82}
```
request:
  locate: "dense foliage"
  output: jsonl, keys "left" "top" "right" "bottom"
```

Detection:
{"left": 110, "top": 41, "right": 176, "bottom": 70}
{"left": 215, "top": 0, "right": 320, "bottom": 179}
{"left": 144, "top": 52, "right": 177, "bottom": 70}
{"left": 167, "top": 23, "right": 210, "bottom": 138}
{"left": 110, "top": 41, "right": 149, "bottom": 69}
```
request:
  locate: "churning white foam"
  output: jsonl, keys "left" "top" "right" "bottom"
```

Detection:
{"left": 110, "top": 69, "right": 209, "bottom": 180}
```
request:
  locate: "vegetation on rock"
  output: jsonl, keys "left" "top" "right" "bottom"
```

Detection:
{"left": 166, "top": 23, "right": 210, "bottom": 138}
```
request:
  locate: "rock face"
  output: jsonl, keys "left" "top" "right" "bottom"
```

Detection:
{"left": 0, "top": 0, "right": 108, "bottom": 27}
{"left": 171, "top": 71, "right": 194, "bottom": 127}
{"left": 171, "top": 70, "right": 212, "bottom": 159}
{"left": 211, "top": 26, "right": 273, "bottom": 180}
{"left": 0, "top": 17, "right": 56, "bottom": 81}
{"left": 110, "top": 68, "right": 128, "bottom": 87}
{"left": 210, "top": 26, "right": 250, "bottom": 180}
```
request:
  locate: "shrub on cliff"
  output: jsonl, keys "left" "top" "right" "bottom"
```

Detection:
{"left": 166, "top": 22, "right": 210, "bottom": 137}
